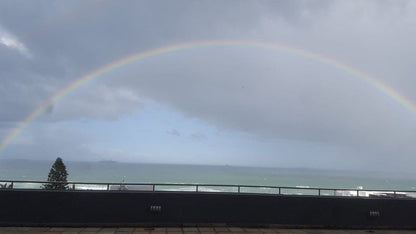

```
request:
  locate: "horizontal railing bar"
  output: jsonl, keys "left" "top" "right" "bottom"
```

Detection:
{"left": 1, "top": 180, "right": 416, "bottom": 194}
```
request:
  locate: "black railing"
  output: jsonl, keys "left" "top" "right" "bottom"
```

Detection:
{"left": 0, "top": 180, "right": 415, "bottom": 198}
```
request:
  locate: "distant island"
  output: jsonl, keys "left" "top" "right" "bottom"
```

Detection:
{"left": 98, "top": 160, "right": 118, "bottom": 164}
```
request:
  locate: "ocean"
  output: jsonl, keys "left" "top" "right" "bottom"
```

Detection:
{"left": 1, "top": 159, "right": 415, "bottom": 193}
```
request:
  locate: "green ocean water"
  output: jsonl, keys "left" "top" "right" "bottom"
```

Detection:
{"left": 1, "top": 159, "right": 416, "bottom": 192}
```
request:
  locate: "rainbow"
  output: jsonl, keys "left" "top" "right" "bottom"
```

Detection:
{"left": 1, "top": 39, "right": 415, "bottom": 154}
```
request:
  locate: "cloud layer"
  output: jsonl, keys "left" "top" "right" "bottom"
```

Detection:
{"left": 1, "top": 0, "right": 416, "bottom": 171}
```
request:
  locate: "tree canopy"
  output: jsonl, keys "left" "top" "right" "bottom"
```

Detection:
{"left": 42, "top": 157, "right": 69, "bottom": 190}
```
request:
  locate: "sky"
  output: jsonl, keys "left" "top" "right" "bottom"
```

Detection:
{"left": 0, "top": 0, "right": 416, "bottom": 172}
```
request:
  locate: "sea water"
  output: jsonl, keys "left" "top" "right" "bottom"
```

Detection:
{"left": 1, "top": 159, "right": 415, "bottom": 195}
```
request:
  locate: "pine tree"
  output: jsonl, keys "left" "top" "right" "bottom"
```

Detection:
{"left": 42, "top": 157, "right": 69, "bottom": 190}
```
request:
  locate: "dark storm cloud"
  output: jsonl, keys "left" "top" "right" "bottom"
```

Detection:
{"left": 0, "top": 0, "right": 343, "bottom": 123}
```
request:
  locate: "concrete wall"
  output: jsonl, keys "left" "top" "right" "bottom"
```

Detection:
{"left": 0, "top": 190, "right": 415, "bottom": 228}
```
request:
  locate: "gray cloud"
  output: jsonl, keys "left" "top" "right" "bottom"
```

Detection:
{"left": 190, "top": 132, "right": 206, "bottom": 141}
{"left": 43, "top": 84, "right": 142, "bottom": 121}
{"left": 1, "top": 125, "right": 99, "bottom": 161}
{"left": 114, "top": 47, "right": 416, "bottom": 156}
{"left": 0, "top": 0, "right": 416, "bottom": 170}
{"left": 166, "top": 129, "right": 181, "bottom": 137}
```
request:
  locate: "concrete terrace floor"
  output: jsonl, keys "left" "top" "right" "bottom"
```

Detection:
{"left": 0, "top": 227, "right": 414, "bottom": 234}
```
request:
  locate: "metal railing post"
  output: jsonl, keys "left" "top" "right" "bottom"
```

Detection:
{"left": 196, "top": 185, "right": 199, "bottom": 192}
{"left": 11, "top": 181, "right": 14, "bottom": 189}
{"left": 238, "top": 186, "right": 240, "bottom": 193}
{"left": 318, "top": 189, "right": 321, "bottom": 196}
{"left": 278, "top": 187, "right": 281, "bottom": 195}
{"left": 152, "top": 184, "right": 155, "bottom": 192}
{"left": 107, "top": 184, "right": 109, "bottom": 191}
{"left": 357, "top": 190, "right": 359, "bottom": 197}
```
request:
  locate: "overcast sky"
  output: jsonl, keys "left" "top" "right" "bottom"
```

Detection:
{"left": 1, "top": 0, "right": 416, "bottom": 173}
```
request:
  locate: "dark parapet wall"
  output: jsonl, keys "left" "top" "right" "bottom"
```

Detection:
{"left": 0, "top": 190, "right": 415, "bottom": 228}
